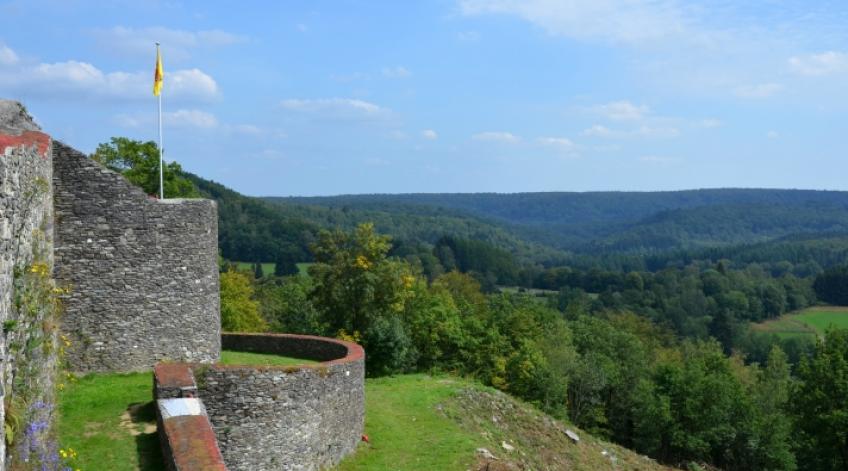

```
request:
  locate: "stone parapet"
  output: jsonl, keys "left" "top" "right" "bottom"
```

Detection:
{"left": 155, "top": 333, "right": 365, "bottom": 471}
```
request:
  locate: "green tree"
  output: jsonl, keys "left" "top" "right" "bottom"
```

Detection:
{"left": 92, "top": 137, "right": 200, "bottom": 198}
{"left": 253, "top": 262, "right": 264, "bottom": 279}
{"left": 793, "top": 329, "right": 848, "bottom": 471}
{"left": 220, "top": 269, "right": 267, "bottom": 332}
{"left": 255, "top": 276, "right": 324, "bottom": 334}
{"left": 274, "top": 252, "right": 299, "bottom": 277}
{"left": 745, "top": 346, "right": 796, "bottom": 471}
{"left": 308, "top": 223, "right": 417, "bottom": 375}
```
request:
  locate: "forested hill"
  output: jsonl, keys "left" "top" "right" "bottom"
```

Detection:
{"left": 266, "top": 189, "right": 848, "bottom": 254}
{"left": 185, "top": 172, "right": 565, "bottom": 265}
{"left": 270, "top": 189, "right": 848, "bottom": 227}
{"left": 186, "top": 169, "right": 848, "bottom": 271}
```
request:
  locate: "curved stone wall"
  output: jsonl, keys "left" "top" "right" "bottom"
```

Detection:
{"left": 53, "top": 142, "right": 220, "bottom": 372}
{"left": 197, "top": 333, "right": 365, "bottom": 471}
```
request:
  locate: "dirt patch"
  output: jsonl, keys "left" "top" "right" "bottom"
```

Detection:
{"left": 83, "top": 421, "right": 105, "bottom": 438}
{"left": 119, "top": 402, "right": 158, "bottom": 437}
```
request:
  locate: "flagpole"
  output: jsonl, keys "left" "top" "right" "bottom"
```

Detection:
{"left": 156, "top": 42, "right": 164, "bottom": 200}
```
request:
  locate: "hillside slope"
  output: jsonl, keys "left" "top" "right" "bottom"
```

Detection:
{"left": 338, "top": 374, "right": 677, "bottom": 471}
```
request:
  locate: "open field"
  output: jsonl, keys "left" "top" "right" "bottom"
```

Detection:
{"left": 752, "top": 306, "right": 848, "bottom": 339}
{"left": 498, "top": 286, "right": 559, "bottom": 296}
{"left": 233, "top": 261, "right": 312, "bottom": 276}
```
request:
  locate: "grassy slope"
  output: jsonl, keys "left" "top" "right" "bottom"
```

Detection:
{"left": 753, "top": 306, "right": 848, "bottom": 339}
{"left": 58, "top": 372, "right": 164, "bottom": 471}
{"left": 59, "top": 371, "right": 675, "bottom": 471}
{"left": 338, "top": 374, "right": 676, "bottom": 471}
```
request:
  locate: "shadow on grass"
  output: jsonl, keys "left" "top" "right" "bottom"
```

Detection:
{"left": 129, "top": 401, "right": 166, "bottom": 471}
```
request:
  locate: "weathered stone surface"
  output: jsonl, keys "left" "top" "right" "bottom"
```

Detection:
{"left": 198, "top": 334, "right": 366, "bottom": 471}
{"left": 159, "top": 415, "right": 227, "bottom": 471}
{"left": 0, "top": 100, "right": 40, "bottom": 133}
{"left": 52, "top": 142, "right": 221, "bottom": 372}
{"left": 0, "top": 100, "right": 57, "bottom": 469}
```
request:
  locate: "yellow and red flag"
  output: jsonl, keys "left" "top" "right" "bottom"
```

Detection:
{"left": 153, "top": 46, "right": 163, "bottom": 96}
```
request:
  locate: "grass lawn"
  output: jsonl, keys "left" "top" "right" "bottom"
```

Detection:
{"left": 296, "top": 262, "right": 312, "bottom": 276}
{"left": 337, "top": 374, "right": 479, "bottom": 471}
{"left": 219, "top": 349, "right": 317, "bottom": 366}
{"left": 58, "top": 372, "right": 164, "bottom": 471}
{"left": 753, "top": 306, "right": 848, "bottom": 339}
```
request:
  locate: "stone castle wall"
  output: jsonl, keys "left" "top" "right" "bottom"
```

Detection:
{"left": 196, "top": 333, "right": 365, "bottom": 471}
{"left": 0, "top": 101, "right": 59, "bottom": 469}
{"left": 52, "top": 142, "right": 221, "bottom": 372}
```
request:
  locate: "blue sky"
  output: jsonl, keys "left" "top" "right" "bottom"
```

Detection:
{"left": 1, "top": 0, "right": 846, "bottom": 196}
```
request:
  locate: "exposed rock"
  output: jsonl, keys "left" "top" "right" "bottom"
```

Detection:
{"left": 0, "top": 100, "right": 40, "bottom": 133}
{"left": 501, "top": 441, "right": 515, "bottom": 452}
{"left": 477, "top": 447, "right": 496, "bottom": 460}
{"left": 565, "top": 429, "right": 580, "bottom": 443}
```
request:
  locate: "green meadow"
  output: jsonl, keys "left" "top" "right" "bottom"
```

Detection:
{"left": 752, "top": 306, "right": 848, "bottom": 339}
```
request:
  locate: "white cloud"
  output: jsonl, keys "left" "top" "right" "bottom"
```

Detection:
{"left": 0, "top": 43, "right": 18, "bottom": 65}
{"left": 457, "top": 31, "right": 480, "bottom": 41}
{"left": 537, "top": 136, "right": 574, "bottom": 149}
{"left": 582, "top": 125, "right": 617, "bottom": 138}
{"left": 115, "top": 111, "right": 276, "bottom": 138}
{"left": 421, "top": 129, "right": 438, "bottom": 140}
{"left": 582, "top": 124, "right": 678, "bottom": 139}
{"left": 789, "top": 51, "right": 848, "bottom": 77}
{"left": 590, "top": 100, "right": 649, "bottom": 121}
{"left": 767, "top": 130, "right": 780, "bottom": 139}
{"left": 459, "top": 0, "right": 687, "bottom": 44}
{"left": 0, "top": 44, "right": 219, "bottom": 103}
{"left": 382, "top": 66, "right": 411, "bottom": 78}
{"left": 734, "top": 83, "right": 782, "bottom": 99}
{"left": 637, "top": 125, "right": 679, "bottom": 138}
{"left": 472, "top": 131, "right": 521, "bottom": 143}
{"left": 115, "top": 109, "right": 219, "bottom": 129}
{"left": 699, "top": 118, "right": 722, "bottom": 128}
{"left": 280, "top": 98, "right": 391, "bottom": 120}
{"left": 538, "top": 136, "right": 578, "bottom": 158}
{"left": 166, "top": 109, "right": 218, "bottom": 128}
{"left": 230, "top": 124, "right": 263, "bottom": 135}
{"left": 90, "top": 26, "right": 246, "bottom": 61}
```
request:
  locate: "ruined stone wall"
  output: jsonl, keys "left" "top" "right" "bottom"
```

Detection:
{"left": 52, "top": 142, "right": 221, "bottom": 372}
{"left": 197, "top": 333, "right": 365, "bottom": 471}
{"left": 0, "top": 101, "right": 59, "bottom": 469}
